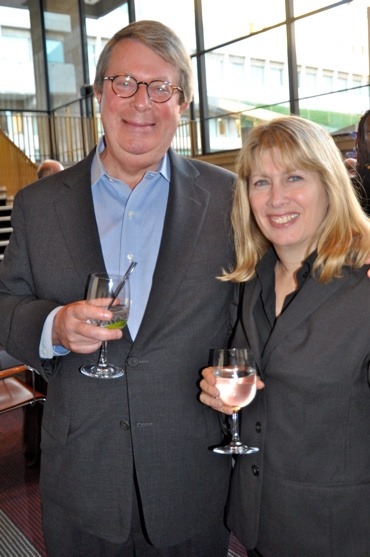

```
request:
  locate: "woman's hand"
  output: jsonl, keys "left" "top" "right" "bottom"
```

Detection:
{"left": 199, "top": 366, "right": 265, "bottom": 415}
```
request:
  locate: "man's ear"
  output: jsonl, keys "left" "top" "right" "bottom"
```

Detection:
{"left": 93, "top": 86, "right": 101, "bottom": 105}
{"left": 179, "top": 102, "right": 189, "bottom": 116}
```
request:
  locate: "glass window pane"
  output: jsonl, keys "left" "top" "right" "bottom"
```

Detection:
{"left": 86, "top": 4, "right": 129, "bottom": 86}
{"left": 135, "top": 0, "right": 196, "bottom": 53}
{"left": 43, "top": 1, "right": 85, "bottom": 107}
{"left": 322, "top": 70, "right": 333, "bottom": 93}
{"left": 271, "top": 63, "right": 284, "bottom": 87}
{"left": 204, "top": 25, "right": 289, "bottom": 152}
{"left": 1, "top": 33, "right": 32, "bottom": 62}
{"left": 0, "top": 6, "right": 40, "bottom": 110}
{"left": 295, "top": 1, "right": 369, "bottom": 133}
{"left": 230, "top": 55, "right": 246, "bottom": 83}
{"left": 338, "top": 73, "right": 348, "bottom": 89}
{"left": 206, "top": 26, "right": 289, "bottom": 109}
{"left": 202, "top": 0, "right": 286, "bottom": 49}
{"left": 46, "top": 39, "right": 64, "bottom": 63}
{"left": 293, "top": 0, "right": 351, "bottom": 18}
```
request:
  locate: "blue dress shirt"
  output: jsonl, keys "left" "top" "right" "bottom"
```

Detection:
{"left": 91, "top": 137, "right": 170, "bottom": 339}
{"left": 39, "top": 137, "right": 170, "bottom": 357}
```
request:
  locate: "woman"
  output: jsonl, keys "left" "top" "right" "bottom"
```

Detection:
{"left": 200, "top": 116, "right": 370, "bottom": 557}
{"left": 355, "top": 108, "right": 370, "bottom": 214}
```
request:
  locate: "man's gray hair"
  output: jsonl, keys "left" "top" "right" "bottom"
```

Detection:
{"left": 94, "top": 20, "right": 194, "bottom": 104}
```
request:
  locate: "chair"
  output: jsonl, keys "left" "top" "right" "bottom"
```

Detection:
{"left": 0, "top": 365, "right": 46, "bottom": 414}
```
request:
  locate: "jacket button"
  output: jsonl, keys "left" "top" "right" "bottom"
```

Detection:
{"left": 127, "top": 356, "right": 139, "bottom": 367}
{"left": 120, "top": 420, "right": 130, "bottom": 430}
{"left": 255, "top": 422, "right": 262, "bottom": 433}
{"left": 251, "top": 465, "right": 259, "bottom": 476}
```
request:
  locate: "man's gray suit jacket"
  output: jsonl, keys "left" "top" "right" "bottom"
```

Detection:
{"left": 0, "top": 147, "right": 236, "bottom": 546}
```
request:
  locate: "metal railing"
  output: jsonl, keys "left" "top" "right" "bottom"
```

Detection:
{"left": 1, "top": 87, "right": 361, "bottom": 172}
{"left": 0, "top": 94, "right": 100, "bottom": 167}
{"left": 0, "top": 93, "right": 197, "bottom": 167}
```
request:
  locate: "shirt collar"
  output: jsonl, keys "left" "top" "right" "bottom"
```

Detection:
{"left": 91, "top": 136, "right": 170, "bottom": 187}
{"left": 256, "top": 247, "right": 317, "bottom": 291}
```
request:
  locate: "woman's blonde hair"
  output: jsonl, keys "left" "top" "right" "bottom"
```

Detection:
{"left": 224, "top": 115, "right": 370, "bottom": 284}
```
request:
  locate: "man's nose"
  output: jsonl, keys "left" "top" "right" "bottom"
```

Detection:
{"left": 129, "top": 83, "right": 151, "bottom": 110}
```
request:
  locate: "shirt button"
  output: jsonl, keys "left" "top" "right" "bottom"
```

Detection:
{"left": 251, "top": 465, "right": 260, "bottom": 476}
{"left": 127, "top": 254, "right": 134, "bottom": 261}
{"left": 120, "top": 420, "right": 130, "bottom": 430}
{"left": 128, "top": 210, "right": 134, "bottom": 218}
{"left": 255, "top": 422, "right": 262, "bottom": 433}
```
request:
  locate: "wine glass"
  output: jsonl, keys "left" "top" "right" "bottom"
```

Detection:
{"left": 80, "top": 272, "right": 131, "bottom": 379}
{"left": 212, "top": 348, "right": 259, "bottom": 455}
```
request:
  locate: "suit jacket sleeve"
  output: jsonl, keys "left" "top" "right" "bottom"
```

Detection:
{"left": 0, "top": 150, "right": 104, "bottom": 374}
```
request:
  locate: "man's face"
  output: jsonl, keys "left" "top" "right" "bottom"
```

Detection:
{"left": 95, "top": 38, "right": 189, "bottom": 174}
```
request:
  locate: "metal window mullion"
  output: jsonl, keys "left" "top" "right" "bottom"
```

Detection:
{"left": 285, "top": 0, "right": 299, "bottom": 115}
{"left": 194, "top": 0, "right": 210, "bottom": 155}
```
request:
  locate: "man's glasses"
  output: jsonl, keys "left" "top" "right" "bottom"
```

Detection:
{"left": 103, "top": 75, "right": 183, "bottom": 104}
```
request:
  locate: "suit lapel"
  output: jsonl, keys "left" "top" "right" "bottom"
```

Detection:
{"left": 261, "top": 273, "right": 347, "bottom": 369}
{"left": 51, "top": 149, "right": 218, "bottom": 344}
{"left": 135, "top": 150, "right": 211, "bottom": 341}
{"left": 241, "top": 280, "right": 264, "bottom": 375}
{"left": 238, "top": 269, "right": 348, "bottom": 378}
{"left": 52, "top": 150, "right": 106, "bottom": 288}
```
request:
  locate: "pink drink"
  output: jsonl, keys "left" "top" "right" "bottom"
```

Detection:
{"left": 215, "top": 369, "right": 256, "bottom": 410}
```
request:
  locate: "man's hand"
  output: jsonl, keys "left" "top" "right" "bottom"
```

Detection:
{"left": 199, "top": 366, "right": 265, "bottom": 415}
{"left": 52, "top": 300, "right": 123, "bottom": 353}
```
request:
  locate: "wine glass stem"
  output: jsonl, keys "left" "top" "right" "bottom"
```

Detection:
{"left": 98, "top": 341, "right": 108, "bottom": 367}
{"left": 231, "top": 411, "right": 241, "bottom": 444}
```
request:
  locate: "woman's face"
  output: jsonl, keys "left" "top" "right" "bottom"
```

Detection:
{"left": 248, "top": 148, "right": 329, "bottom": 260}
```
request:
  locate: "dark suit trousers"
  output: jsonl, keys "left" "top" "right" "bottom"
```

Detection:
{"left": 42, "top": 484, "right": 230, "bottom": 557}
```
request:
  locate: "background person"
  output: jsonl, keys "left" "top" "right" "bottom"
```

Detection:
{"left": 0, "top": 21, "right": 236, "bottom": 557}
{"left": 355, "top": 108, "right": 370, "bottom": 214}
{"left": 36, "top": 159, "right": 64, "bottom": 179}
{"left": 200, "top": 115, "right": 370, "bottom": 557}
{"left": 343, "top": 156, "right": 357, "bottom": 178}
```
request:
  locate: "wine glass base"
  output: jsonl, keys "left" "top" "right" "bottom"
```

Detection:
{"left": 213, "top": 444, "right": 259, "bottom": 455}
{"left": 80, "top": 364, "right": 124, "bottom": 379}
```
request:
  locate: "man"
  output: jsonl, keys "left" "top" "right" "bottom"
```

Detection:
{"left": 0, "top": 21, "right": 236, "bottom": 556}
{"left": 36, "top": 159, "right": 64, "bottom": 179}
